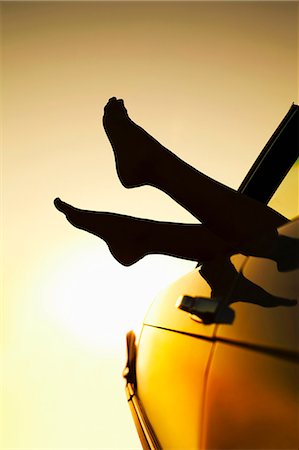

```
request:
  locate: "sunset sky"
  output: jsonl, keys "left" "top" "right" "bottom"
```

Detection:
{"left": 1, "top": 1, "right": 298, "bottom": 449}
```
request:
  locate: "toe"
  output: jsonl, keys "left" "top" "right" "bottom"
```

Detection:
{"left": 104, "top": 97, "right": 117, "bottom": 110}
{"left": 54, "top": 197, "right": 63, "bottom": 210}
{"left": 104, "top": 97, "right": 128, "bottom": 117}
{"left": 54, "top": 198, "right": 73, "bottom": 214}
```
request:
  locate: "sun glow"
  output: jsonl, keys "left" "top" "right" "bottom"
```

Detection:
{"left": 3, "top": 238, "right": 193, "bottom": 449}
{"left": 39, "top": 241, "right": 195, "bottom": 353}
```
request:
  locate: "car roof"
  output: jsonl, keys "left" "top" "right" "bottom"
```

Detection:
{"left": 239, "top": 104, "right": 299, "bottom": 204}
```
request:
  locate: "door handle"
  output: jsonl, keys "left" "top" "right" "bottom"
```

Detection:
{"left": 176, "top": 295, "right": 234, "bottom": 325}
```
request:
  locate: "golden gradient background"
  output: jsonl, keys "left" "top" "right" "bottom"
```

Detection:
{"left": 1, "top": 1, "right": 298, "bottom": 448}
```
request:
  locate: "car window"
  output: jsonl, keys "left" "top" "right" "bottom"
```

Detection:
{"left": 268, "top": 157, "right": 299, "bottom": 220}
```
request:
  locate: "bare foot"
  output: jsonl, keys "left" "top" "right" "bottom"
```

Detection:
{"left": 54, "top": 198, "right": 148, "bottom": 266}
{"left": 103, "top": 97, "right": 168, "bottom": 188}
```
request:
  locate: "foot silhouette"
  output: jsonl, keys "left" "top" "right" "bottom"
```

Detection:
{"left": 103, "top": 97, "right": 168, "bottom": 188}
{"left": 54, "top": 198, "right": 147, "bottom": 266}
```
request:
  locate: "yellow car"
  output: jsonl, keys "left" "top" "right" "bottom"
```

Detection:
{"left": 123, "top": 104, "right": 299, "bottom": 450}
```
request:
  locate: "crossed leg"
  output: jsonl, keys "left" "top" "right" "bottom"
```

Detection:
{"left": 102, "top": 97, "right": 286, "bottom": 247}
{"left": 54, "top": 98, "right": 287, "bottom": 266}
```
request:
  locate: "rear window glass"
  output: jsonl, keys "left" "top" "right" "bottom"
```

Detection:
{"left": 268, "top": 158, "right": 299, "bottom": 220}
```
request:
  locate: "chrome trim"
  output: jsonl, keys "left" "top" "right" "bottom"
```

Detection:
{"left": 124, "top": 331, "right": 162, "bottom": 449}
{"left": 125, "top": 383, "right": 162, "bottom": 450}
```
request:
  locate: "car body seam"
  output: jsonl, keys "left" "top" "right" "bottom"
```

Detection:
{"left": 143, "top": 323, "right": 299, "bottom": 363}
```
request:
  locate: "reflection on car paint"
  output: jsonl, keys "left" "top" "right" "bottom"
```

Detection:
{"left": 177, "top": 231, "right": 298, "bottom": 326}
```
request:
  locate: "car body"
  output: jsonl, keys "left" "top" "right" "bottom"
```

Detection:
{"left": 123, "top": 104, "right": 299, "bottom": 449}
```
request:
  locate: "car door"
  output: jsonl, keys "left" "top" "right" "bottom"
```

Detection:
{"left": 202, "top": 103, "right": 298, "bottom": 449}
{"left": 202, "top": 218, "right": 299, "bottom": 449}
{"left": 134, "top": 253, "right": 246, "bottom": 449}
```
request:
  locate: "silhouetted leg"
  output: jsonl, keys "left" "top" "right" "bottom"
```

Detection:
{"left": 103, "top": 98, "right": 287, "bottom": 248}
{"left": 54, "top": 198, "right": 232, "bottom": 266}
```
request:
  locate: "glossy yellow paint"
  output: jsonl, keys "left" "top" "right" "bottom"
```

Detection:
{"left": 143, "top": 268, "right": 216, "bottom": 337}
{"left": 143, "top": 256, "right": 245, "bottom": 335}
{"left": 203, "top": 343, "right": 299, "bottom": 449}
{"left": 136, "top": 326, "right": 213, "bottom": 449}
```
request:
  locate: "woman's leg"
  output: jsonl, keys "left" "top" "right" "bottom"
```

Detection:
{"left": 54, "top": 198, "right": 232, "bottom": 266}
{"left": 103, "top": 98, "right": 287, "bottom": 248}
